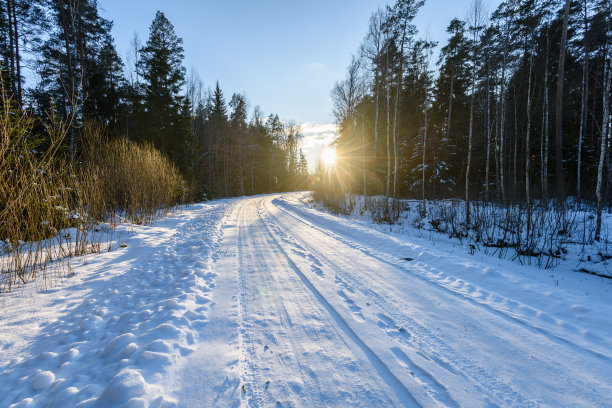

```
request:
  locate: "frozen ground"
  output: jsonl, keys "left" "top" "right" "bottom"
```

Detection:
{"left": 1, "top": 193, "right": 611, "bottom": 407}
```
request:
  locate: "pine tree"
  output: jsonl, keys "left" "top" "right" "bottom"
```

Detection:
{"left": 35, "top": 0, "right": 117, "bottom": 156}
{"left": 206, "top": 82, "right": 228, "bottom": 196}
{"left": 229, "top": 93, "right": 248, "bottom": 195}
{"left": 432, "top": 18, "right": 470, "bottom": 195}
{"left": 138, "top": 11, "right": 192, "bottom": 174}
{"left": 0, "top": 0, "right": 46, "bottom": 107}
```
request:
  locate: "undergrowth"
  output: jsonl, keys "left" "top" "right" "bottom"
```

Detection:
{"left": 0, "top": 98, "right": 186, "bottom": 292}
{"left": 312, "top": 192, "right": 605, "bottom": 270}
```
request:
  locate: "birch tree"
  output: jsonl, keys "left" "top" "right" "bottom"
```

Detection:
{"left": 555, "top": 0, "right": 571, "bottom": 198}
{"left": 465, "top": 0, "right": 485, "bottom": 224}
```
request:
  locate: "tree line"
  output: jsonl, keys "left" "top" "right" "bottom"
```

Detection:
{"left": 331, "top": 0, "right": 611, "bottom": 237}
{"left": 0, "top": 1, "right": 308, "bottom": 199}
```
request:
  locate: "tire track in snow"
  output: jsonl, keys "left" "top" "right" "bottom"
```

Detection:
{"left": 264, "top": 201, "right": 467, "bottom": 407}
{"left": 252, "top": 200, "right": 325, "bottom": 407}
{"left": 273, "top": 196, "right": 612, "bottom": 363}
{"left": 265, "top": 197, "right": 535, "bottom": 408}
{"left": 257, "top": 199, "right": 421, "bottom": 407}
{"left": 234, "top": 201, "right": 268, "bottom": 407}
{"left": 235, "top": 199, "right": 327, "bottom": 408}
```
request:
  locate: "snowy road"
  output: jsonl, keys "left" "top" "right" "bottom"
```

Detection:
{"left": 174, "top": 194, "right": 612, "bottom": 407}
{"left": 2, "top": 193, "right": 612, "bottom": 407}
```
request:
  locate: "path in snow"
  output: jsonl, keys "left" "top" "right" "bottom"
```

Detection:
{"left": 173, "top": 194, "right": 612, "bottom": 407}
{"left": 0, "top": 202, "right": 232, "bottom": 407}
{"left": 2, "top": 193, "right": 612, "bottom": 407}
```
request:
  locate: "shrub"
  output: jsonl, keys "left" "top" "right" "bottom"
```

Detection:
{"left": 1, "top": 111, "right": 186, "bottom": 291}
{"left": 79, "top": 122, "right": 186, "bottom": 225}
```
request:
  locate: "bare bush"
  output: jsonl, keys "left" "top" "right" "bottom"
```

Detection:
{"left": 312, "top": 190, "right": 597, "bottom": 270}
{"left": 1, "top": 108, "right": 186, "bottom": 292}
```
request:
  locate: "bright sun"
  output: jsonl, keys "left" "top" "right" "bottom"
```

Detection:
{"left": 321, "top": 147, "right": 336, "bottom": 167}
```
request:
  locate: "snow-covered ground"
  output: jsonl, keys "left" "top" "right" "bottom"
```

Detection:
{"left": 1, "top": 193, "right": 611, "bottom": 407}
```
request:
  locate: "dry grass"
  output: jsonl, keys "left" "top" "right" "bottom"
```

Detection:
{"left": 0, "top": 102, "right": 186, "bottom": 292}
{"left": 79, "top": 121, "right": 186, "bottom": 225}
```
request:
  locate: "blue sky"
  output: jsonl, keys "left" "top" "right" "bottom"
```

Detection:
{"left": 98, "top": 0, "right": 502, "bottom": 168}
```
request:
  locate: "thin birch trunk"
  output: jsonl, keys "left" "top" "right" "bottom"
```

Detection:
{"left": 577, "top": 0, "right": 589, "bottom": 202}
{"left": 385, "top": 44, "right": 391, "bottom": 212}
{"left": 11, "top": 0, "right": 22, "bottom": 105}
{"left": 447, "top": 74, "right": 454, "bottom": 149}
{"left": 543, "top": 26, "right": 550, "bottom": 200}
{"left": 374, "top": 82, "right": 379, "bottom": 157}
{"left": 466, "top": 91, "right": 474, "bottom": 225}
{"left": 466, "top": 0, "right": 482, "bottom": 225}
{"left": 513, "top": 88, "right": 518, "bottom": 199}
{"left": 386, "top": 79, "right": 391, "bottom": 207}
{"left": 540, "top": 103, "right": 545, "bottom": 196}
{"left": 526, "top": 54, "right": 534, "bottom": 236}
{"left": 555, "top": 0, "right": 571, "bottom": 199}
{"left": 595, "top": 45, "right": 611, "bottom": 240}
{"left": 499, "top": 28, "right": 508, "bottom": 203}
{"left": 6, "top": 0, "right": 15, "bottom": 97}
{"left": 362, "top": 103, "right": 367, "bottom": 196}
{"left": 422, "top": 108, "right": 428, "bottom": 215}
{"left": 392, "top": 17, "right": 408, "bottom": 213}
{"left": 494, "top": 72, "right": 501, "bottom": 200}
{"left": 485, "top": 55, "right": 492, "bottom": 201}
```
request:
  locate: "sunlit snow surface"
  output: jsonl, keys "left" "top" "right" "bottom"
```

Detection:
{"left": 1, "top": 193, "right": 611, "bottom": 407}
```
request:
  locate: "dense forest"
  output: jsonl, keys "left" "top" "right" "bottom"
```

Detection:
{"left": 0, "top": 1, "right": 308, "bottom": 200}
{"left": 328, "top": 0, "right": 612, "bottom": 239}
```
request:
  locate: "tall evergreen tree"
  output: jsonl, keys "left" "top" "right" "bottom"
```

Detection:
{"left": 432, "top": 18, "right": 471, "bottom": 195}
{"left": 137, "top": 11, "right": 192, "bottom": 174}
{"left": 34, "top": 0, "right": 119, "bottom": 156}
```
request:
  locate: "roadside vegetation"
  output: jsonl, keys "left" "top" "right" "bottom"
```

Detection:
{"left": 0, "top": 92, "right": 185, "bottom": 292}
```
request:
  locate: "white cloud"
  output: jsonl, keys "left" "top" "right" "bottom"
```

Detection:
{"left": 299, "top": 122, "right": 338, "bottom": 171}
{"left": 303, "top": 62, "right": 326, "bottom": 71}
{"left": 300, "top": 122, "right": 337, "bottom": 148}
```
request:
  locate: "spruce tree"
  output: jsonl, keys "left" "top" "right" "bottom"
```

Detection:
{"left": 138, "top": 11, "right": 191, "bottom": 174}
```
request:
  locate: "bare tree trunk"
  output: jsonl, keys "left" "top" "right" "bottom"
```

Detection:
{"left": 495, "top": 74, "right": 501, "bottom": 200}
{"left": 10, "top": 0, "right": 22, "bottom": 106}
{"left": 422, "top": 108, "right": 428, "bottom": 215}
{"left": 269, "top": 147, "right": 272, "bottom": 193}
{"left": 250, "top": 158, "right": 254, "bottom": 194}
{"left": 446, "top": 74, "right": 454, "bottom": 149}
{"left": 239, "top": 154, "right": 244, "bottom": 196}
{"left": 223, "top": 132, "right": 229, "bottom": 197}
{"left": 526, "top": 54, "right": 534, "bottom": 236}
{"left": 595, "top": 46, "right": 611, "bottom": 240}
{"left": 466, "top": 85, "right": 474, "bottom": 225}
{"left": 466, "top": 0, "right": 483, "bottom": 225}
{"left": 543, "top": 26, "right": 550, "bottom": 200}
{"left": 555, "top": 0, "right": 571, "bottom": 199}
{"left": 485, "top": 55, "right": 492, "bottom": 201}
{"left": 385, "top": 78, "right": 391, "bottom": 209}
{"left": 6, "top": 0, "right": 16, "bottom": 98}
{"left": 577, "top": 0, "right": 589, "bottom": 202}
{"left": 392, "top": 17, "right": 408, "bottom": 214}
{"left": 513, "top": 88, "right": 518, "bottom": 199}
{"left": 362, "top": 103, "right": 367, "bottom": 196}
{"left": 59, "top": 0, "right": 76, "bottom": 159}
{"left": 499, "top": 31, "right": 508, "bottom": 203}
{"left": 385, "top": 44, "right": 391, "bottom": 213}
{"left": 540, "top": 102, "right": 545, "bottom": 196}
{"left": 374, "top": 83, "right": 379, "bottom": 157}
